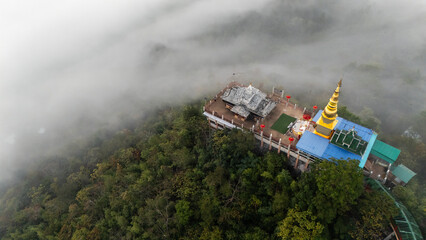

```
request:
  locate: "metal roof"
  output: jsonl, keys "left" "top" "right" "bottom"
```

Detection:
{"left": 203, "top": 112, "right": 241, "bottom": 129}
{"left": 296, "top": 131, "right": 330, "bottom": 158}
{"left": 296, "top": 131, "right": 362, "bottom": 162}
{"left": 221, "top": 85, "right": 276, "bottom": 117}
{"left": 322, "top": 143, "right": 362, "bottom": 162}
{"left": 391, "top": 164, "right": 416, "bottom": 184}
{"left": 360, "top": 132, "right": 377, "bottom": 169}
{"left": 335, "top": 117, "right": 374, "bottom": 142}
{"left": 331, "top": 129, "right": 368, "bottom": 155}
{"left": 301, "top": 111, "right": 378, "bottom": 167}
{"left": 313, "top": 111, "right": 402, "bottom": 168}
{"left": 371, "top": 140, "right": 401, "bottom": 164}
{"left": 231, "top": 105, "right": 250, "bottom": 118}
{"left": 313, "top": 110, "right": 374, "bottom": 142}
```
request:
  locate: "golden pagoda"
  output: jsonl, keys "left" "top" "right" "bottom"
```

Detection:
{"left": 314, "top": 79, "right": 342, "bottom": 139}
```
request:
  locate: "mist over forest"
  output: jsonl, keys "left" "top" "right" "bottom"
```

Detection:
{"left": 1, "top": 0, "right": 425, "bottom": 182}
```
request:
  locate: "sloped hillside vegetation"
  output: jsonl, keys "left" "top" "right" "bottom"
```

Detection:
{"left": 0, "top": 105, "right": 398, "bottom": 239}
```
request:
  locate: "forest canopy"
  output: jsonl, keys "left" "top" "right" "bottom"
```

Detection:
{"left": 0, "top": 104, "right": 419, "bottom": 239}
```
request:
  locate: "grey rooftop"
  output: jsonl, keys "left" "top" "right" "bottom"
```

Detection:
{"left": 221, "top": 85, "right": 276, "bottom": 118}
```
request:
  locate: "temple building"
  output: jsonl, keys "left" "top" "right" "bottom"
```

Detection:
{"left": 221, "top": 84, "right": 276, "bottom": 121}
{"left": 295, "top": 80, "right": 416, "bottom": 188}
{"left": 296, "top": 80, "right": 378, "bottom": 169}
{"left": 204, "top": 80, "right": 417, "bottom": 186}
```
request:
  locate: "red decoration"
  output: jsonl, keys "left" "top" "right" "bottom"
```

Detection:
{"left": 313, "top": 105, "right": 318, "bottom": 109}
{"left": 286, "top": 95, "right": 291, "bottom": 99}
{"left": 260, "top": 124, "right": 265, "bottom": 129}
{"left": 303, "top": 114, "right": 311, "bottom": 120}
{"left": 289, "top": 137, "right": 294, "bottom": 142}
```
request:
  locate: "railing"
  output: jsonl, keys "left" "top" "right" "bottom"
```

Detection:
{"left": 205, "top": 108, "right": 309, "bottom": 151}
{"left": 204, "top": 109, "right": 322, "bottom": 171}
{"left": 203, "top": 82, "right": 323, "bottom": 170}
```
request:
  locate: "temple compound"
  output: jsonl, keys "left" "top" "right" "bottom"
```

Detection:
{"left": 296, "top": 80, "right": 377, "bottom": 172}
{"left": 203, "top": 80, "right": 422, "bottom": 240}
{"left": 203, "top": 80, "right": 417, "bottom": 187}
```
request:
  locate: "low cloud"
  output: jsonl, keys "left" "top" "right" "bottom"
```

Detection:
{"left": 0, "top": 0, "right": 425, "bottom": 181}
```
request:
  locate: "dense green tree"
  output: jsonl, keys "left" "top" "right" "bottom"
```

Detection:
{"left": 311, "top": 160, "right": 364, "bottom": 223}
{"left": 277, "top": 207, "right": 324, "bottom": 240}
{"left": 291, "top": 159, "right": 364, "bottom": 226}
{"left": 175, "top": 200, "right": 192, "bottom": 226}
{"left": 200, "top": 226, "right": 223, "bottom": 240}
{"left": 392, "top": 182, "right": 426, "bottom": 233}
{"left": 337, "top": 106, "right": 362, "bottom": 125}
{"left": 349, "top": 191, "right": 398, "bottom": 240}
{"left": 383, "top": 134, "right": 426, "bottom": 234}
{"left": 0, "top": 103, "right": 414, "bottom": 239}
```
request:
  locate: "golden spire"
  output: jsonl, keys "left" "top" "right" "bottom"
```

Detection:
{"left": 322, "top": 79, "right": 342, "bottom": 121}
{"left": 313, "top": 79, "right": 342, "bottom": 139}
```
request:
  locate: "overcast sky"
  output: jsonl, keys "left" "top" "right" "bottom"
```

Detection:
{"left": 1, "top": 0, "right": 425, "bottom": 181}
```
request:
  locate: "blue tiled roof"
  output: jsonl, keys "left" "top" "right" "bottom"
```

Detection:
{"left": 321, "top": 143, "right": 361, "bottom": 161}
{"left": 335, "top": 118, "right": 373, "bottom": 142}
{"left": 312, "top": 111, "right": 322, "bottom": 122}
{"left": 312, "top": 110, "right": 374, "bottom": 142}
{"left": 299, "top": 110, "right": 376, "bottom": 165}
{"left": 296, "top": 131, "right": 329, "bottom": 158}
{"left": 296, "top": 131, "right": 361, "bottom": 161}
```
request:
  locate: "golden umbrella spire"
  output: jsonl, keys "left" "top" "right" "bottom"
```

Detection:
{"left": 322, "top": 79, "right": 342, "bottom": 121}
{"left": 313, "top": 79, "right": 342, "bottom": 139}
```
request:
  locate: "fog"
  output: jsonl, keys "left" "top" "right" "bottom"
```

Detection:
{"left": 1, "top": 0, "right": 425, "bottom": 181}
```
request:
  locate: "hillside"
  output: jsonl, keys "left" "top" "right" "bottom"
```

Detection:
{"left": 0, "top": 105, "right": 413, "bottom": 239}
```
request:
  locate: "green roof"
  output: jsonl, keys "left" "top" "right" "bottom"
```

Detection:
{"left": 366, "top": 179, "right": 423, "bottom": 240}
{"left": 391, "top": 164, "right": 417, "bottom": 184}
{"left": 330, "top": 129, "right": 367, "bottom": 155}
{"left": 370, "top": 140, "right": 401, "bottom": 164}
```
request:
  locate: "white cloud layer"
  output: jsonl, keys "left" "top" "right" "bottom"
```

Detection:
{"left": 0, "top": 0, "right": 425, "bottom": 181}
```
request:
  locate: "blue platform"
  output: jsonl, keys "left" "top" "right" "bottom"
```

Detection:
{"left": 298, "top": 110, "right": 377, "bottom": 168}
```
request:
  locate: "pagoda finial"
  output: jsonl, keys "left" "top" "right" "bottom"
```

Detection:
{"left": 322, "top": 79, "right": 342, "bottom": 120}
{"left": 313, "top": 79, "right": 342, "bottom": 139}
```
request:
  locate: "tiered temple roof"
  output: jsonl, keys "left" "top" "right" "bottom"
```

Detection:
{"left": 221, "top": 85, "right": 276, "bottom": 118}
